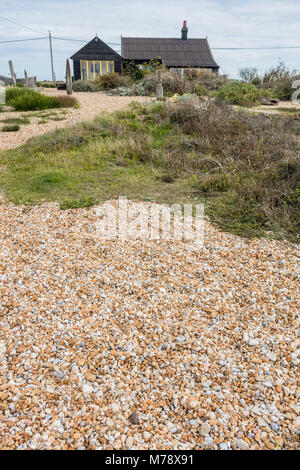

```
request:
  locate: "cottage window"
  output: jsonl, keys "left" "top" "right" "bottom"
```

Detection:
{"left": 80, "top": 60, "right": 115, "bottom": 80}
{"left": 81, "top": 61, "right": 87, "bottom": 80}
{"left": 108, "top": 62, "right": 114, "bottom": 74}
{"left": 95, "top": 62, "right": 101, "bottom": 76}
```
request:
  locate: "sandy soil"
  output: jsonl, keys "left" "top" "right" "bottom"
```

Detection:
{"left": 242, "top": 100, "right": 300, "bottom": 115}
{"left": 0, "top": 90, "right": 152, "bottom": 151}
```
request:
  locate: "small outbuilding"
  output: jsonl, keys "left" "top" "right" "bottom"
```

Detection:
{"left": 70, "top": 36, "right": 122, "bottom": 81}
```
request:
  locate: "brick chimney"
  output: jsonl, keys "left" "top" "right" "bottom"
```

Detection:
{"left": 181, "top": 21, "right": 188, "bottom": 40}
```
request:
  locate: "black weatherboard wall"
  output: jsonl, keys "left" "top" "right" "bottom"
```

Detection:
{"left": 71, "top": 36, "right": 122, "bottom": 80}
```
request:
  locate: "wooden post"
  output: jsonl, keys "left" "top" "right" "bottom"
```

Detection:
{"left": 66, "top": 59, "right": 72, "bottom": 95}
{"left": 156, "top": 70, "right": 164, "bottom": 99}
{"left": 8, "top": 60, "right": 16, "bottom": 87}
{"left": 24, "top": 70, "right": 29, "bottom": 88}
{"left": 49, "top": 31, "right": 56, "bottom": 86}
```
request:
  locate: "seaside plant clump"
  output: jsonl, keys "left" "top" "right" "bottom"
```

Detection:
{"left": 5, "top": 87, "right": 79, "bottom": 111}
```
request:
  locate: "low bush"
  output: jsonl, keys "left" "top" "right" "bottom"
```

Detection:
{"left": 261, "top": 61, "right": 300, "bottom": 101}
{"left": 142, "top": 71, "right": 185, "bottom": 96}
{"left": 95, "top": 73, "right": 132, "bottom": 91}
{"left": 2, "top": 124, "right": 20, "bottom": 132}
{"left": 272, "top": 78, "right": 300, "bottom": 101}
{"left": 5, "top": 87, "right": 79, "bottom": 111}
{"left": 6, "top": 88, "right": 60, "bottom": 111}
{"left": 37, "top": 82, "right": 56, "bottom": 88}
{"left": 72, "top": 80, "right": 98, "bottom": 92}
{"left": 186, "top": 71, "right": 228, "bottom": 91}
{"left": 216, "top": 81, "right": 273, "bottom": 107}
{"left": 122, "top": 60, "right": 145, "bottom": 81}
{"left": 55, "top": 95, "right": 79, "bottom": 108}
{"left": 194, "top": 84, "right": 208, "bottom": 96}
{"left": 108, "top": 84, "right": 146, "bottom": 96}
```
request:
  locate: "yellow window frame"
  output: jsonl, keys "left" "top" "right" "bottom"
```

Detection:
{"left": 80, "top": 60, "right": 114, "bottom": 80}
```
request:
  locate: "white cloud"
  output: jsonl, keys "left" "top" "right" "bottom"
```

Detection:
{"left": 0, "top": 0, "right": 299, "bottom": 79}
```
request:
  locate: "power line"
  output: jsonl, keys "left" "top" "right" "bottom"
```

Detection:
{"left": 0, "top": 37, "right": 48, "bottom": 44}
{"left": 52, "top": 36, "right": 121, "bottom": 46}
{"left": 1, "top": 34, "right": 300, "bottom": 50}
{"left": 0, "top": 15, "right": 46, "bottom": 36}
{"left": 0, "top": 35, "right": 121, "bottom": 46}
{"left": 212, "top": 46, "right": 300, "bottom": 50}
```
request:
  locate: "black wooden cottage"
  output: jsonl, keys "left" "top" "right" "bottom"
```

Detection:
{"left": 71, "top": 22, "right": 219, "bottom": 80}
{"left": 121, "top": 22, "right": 219, "bottom": 76}
{"left": 70, "top": 36, "right": 122, "bottom": 81}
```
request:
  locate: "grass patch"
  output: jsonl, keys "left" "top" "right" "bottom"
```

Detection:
{"left": 276, "top": 107, "right": 300, "bottom": 114}
{"left": 0, "top": 101, "right": 299, "bottom": 242}
{"left": 1, "top": 124, "right": 20, "bottom": 132}
{"left": 1, "top": 117, "right": 30, "bottom": 125}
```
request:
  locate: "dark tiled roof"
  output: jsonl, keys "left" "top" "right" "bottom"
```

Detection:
{"left": 121, "top": 38, "right": 219, "bottom": 68}
{"left": 71, "top": 37, "right": 122, "bottom": 61}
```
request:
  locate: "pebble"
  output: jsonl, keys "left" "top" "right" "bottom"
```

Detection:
{"left": 265, "top": 352, "right": 277, "bottom": 362}
{"left": 129, "top": 412, "right": 140, "bottom": 425}
{"left": 126, "top": 436, "right": 134, "bottom": 449}
{"left": 236, "top": 439, "right": 249, "bottom": 450}
{"left": 200, "top": 423, "right": 211, "bottom": 437}
{"left": 0, "top": 199, "right": 298, "bottom": 450}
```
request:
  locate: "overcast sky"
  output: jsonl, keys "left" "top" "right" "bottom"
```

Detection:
{"left": 0, "top": 0, "right": 299, "bottom": 80}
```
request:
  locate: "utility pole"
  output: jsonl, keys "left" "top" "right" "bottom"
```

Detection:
{"left": 49, "top": 31, "right": 56, "bottom": 86}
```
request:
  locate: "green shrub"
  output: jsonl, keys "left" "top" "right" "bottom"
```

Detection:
{"left": 6, "top": 87, "right": 79, "bottom": 111}
{"left": 122, "top": 61, "right": 145, "bottom": 81}
{"left": 72, "top": 80, "right": 98, "bottom": 92}
{"left": 6, "top": 88, "right": 60, "bottom": 111}
{"left": 5, "top": 87, "right": 27, "bottom": 102}
{"left": 2, "top": 124, "right": 20, "bottom": 132}
{"left": 261, "top": 61, "right": 300, "bottom": 101}
{"left": 195, "top": 84, "right": 208, "bottom": 96}
{"left": 37, "top": 82, "right": 56, "bottom": 88}
{"left": 216, "top": 81, "right": 273, "bottom": 107}
{"left": 95, "top": 73, "right": 132, "bottom": 91}
{"left": 272, "top": 78, "right": 296, "bottom": 101}
{"left": 187, "top": 71, "right": 228, "bottom": 91}
{"left": 196, "top": 173, "right": 233, "bottom": 193}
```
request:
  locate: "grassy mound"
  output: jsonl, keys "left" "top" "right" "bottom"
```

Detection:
{"left": 0, "top": 100, "right": 299, "bottom": 241}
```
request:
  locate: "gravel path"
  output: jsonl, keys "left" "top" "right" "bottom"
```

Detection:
{"left": 237, "top": 101, "right": 300, "bottom": 115}
{"left": 0, "top": 90, "right": 151, "bottom": 151}
{"left": 0, "top": 200, "right": 299, "bottom": 450}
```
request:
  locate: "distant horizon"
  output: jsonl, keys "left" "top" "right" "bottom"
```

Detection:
{"left": 1, "top": 0, "right": 299, "bottom": 81}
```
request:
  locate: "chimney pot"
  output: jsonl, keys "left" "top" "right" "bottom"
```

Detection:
{"left": 181, "top": 21, "right": 188, "bottom": 40}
